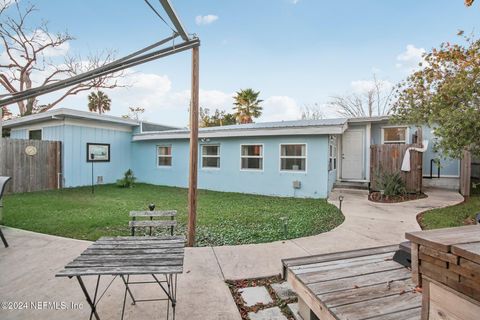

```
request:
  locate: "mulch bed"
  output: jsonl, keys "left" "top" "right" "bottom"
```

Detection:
{"left": 368, "top": 192, "right": 428, "bottom": 203}
{"left": 226, "top": 275, "right": 297, "bottom": 320}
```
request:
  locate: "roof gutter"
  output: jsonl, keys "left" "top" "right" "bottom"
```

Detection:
{"left": 132, "top": 125, "right": 347, "bottom": 141}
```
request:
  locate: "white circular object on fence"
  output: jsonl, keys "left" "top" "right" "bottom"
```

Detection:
{"left": 25, "top": 145, "right": 37, "bottom": 156}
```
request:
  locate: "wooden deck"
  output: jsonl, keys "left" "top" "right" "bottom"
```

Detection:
{"left": 283, "top": 245, "right": 422, "bottom": 320}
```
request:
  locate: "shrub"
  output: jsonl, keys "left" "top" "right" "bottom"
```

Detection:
{"left": 117, "top": 169, "right": 136, "bottom": 188}
{"left": 375, "top": 171, "right": 407, "bottom": 196}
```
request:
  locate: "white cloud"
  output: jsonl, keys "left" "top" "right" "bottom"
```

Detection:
{"left": 291, "top": 0, "right": 301, "bottom": 4}
{"left": 33, "top": 30, "right": 71, "bottom": 57}
{"left": 20, "top": 66, "right": 302, "bottom": 126}
{"left": 195, "top": 15, "right": 219, "bottom": 26}
{"left": 259, "top": 96, "right": 301, "bottom": 122}
{"left": 30, "top": 70, "right": 235, "bottom": 127}
{"left": 396, "top": 44, "right": 425, "bottom": 72}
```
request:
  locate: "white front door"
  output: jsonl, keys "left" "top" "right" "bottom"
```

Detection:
{"left": 341, "top": 129, "right": 364, "bottom": 180}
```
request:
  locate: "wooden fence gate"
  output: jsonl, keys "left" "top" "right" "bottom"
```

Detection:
{"left": 0, "top": 138, "right": 62, "bottom": 193}
{"left": 370, "top": 144, "right": 423, "bottom": 193}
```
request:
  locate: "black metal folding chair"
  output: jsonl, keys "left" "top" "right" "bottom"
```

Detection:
{"left": 0, "top": 176, "right": 12, "bottom": 248}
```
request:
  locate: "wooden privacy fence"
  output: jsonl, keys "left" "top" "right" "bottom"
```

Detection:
{"left": 370, "top": 144, "right": 423, "bottom": 193}
{"left": 0, "top": 138, "right": 62, "bottom": 193}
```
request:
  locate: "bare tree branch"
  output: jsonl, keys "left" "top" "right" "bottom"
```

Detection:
{"left": 0, "top": 0, "right": 124, "bottom": 116}
{"left": 328, "top": 74, "right": 394, "bottom": 118}
{"left": 300, "top": 103, "right": 324, "bottom": 120}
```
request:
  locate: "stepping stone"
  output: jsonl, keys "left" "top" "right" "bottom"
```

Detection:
{"left": 287, "top": 303, "right": 302, "bottom": 320}
{"left": 248, "top": 307, "right": 287, "bottom": 320}
{"left": 271, "top": 281, "right": 297, "bottom": 300}
{"left": 239, "top": 286, "right": 273, "bottom": 307}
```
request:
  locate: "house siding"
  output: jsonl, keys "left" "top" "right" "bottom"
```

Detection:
{"left": 132, "top": 135, "right": 330, "bottom": 198}
{"left": 370, "top": 123, "right": 459, "bottom": 177}
{"left": 9, "top": 128, "right": 28, "bottom": 139}
{"left": 62, "top": 125, "right": 133, "bottom": 187}
{"left": 421, "top": 126, "right": 459, "bottom": 177}
{"left": 8, "top": 122, "right": 133, "bottom": 187}
{"left": 6, "top": 113, "right": 462, "bottom": 196}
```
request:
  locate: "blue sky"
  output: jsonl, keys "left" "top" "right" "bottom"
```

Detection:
{"left": 2, "top": 0, "right": 479, "bottom": 126}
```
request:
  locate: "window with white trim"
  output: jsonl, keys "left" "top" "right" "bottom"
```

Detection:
{"left": 382, "top": 127, "right": 407, "bottom": 144}
{"left": 157, "top": 145, "right": 172, "bottom": 167}
{"left": 280, "top": 144, "right": 306, "bottom": 172}
{"left": 202, "top": 145, "right": 220, "bottom": 168}
{"left": 241, "top": 145, "right": 263, "bottom": 170}
{"left": 329, "top": 136, "right": 337, "bottom": 171}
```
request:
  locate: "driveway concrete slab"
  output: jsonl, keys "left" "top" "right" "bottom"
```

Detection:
{"left": 213, "top": 240, "right": 309, "bottom": 280}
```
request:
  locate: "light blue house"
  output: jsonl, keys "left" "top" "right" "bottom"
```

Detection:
{"left": 2, "top": 108, "right": 461, "bottom": 198}
{"left": 3, "top": 108, "right": 176, "bottom": 188}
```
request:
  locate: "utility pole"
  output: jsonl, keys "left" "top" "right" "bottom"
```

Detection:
{"left": 187, "top": 46, "right": 199, "bottom": 247}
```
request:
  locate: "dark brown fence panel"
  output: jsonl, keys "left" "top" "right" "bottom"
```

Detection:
{"left": 370, "top": 144, "right": 423, "bottom": 193}
{"left": 460, "top": 150, "right": 471, "bottom": 196}
{"left": 0, "top": 138, "right": 62, "bottom": 193}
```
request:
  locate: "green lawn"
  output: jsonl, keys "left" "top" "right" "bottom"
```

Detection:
{"left": 2, "top": 183, "right": 344, "bottom": 247}
{"left": 421, "top": 185, "right": 480, "bottom": 230}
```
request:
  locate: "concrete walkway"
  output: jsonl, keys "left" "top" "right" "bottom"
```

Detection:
{"left": 0, "top": 188, "right": 463, "bottom": 320}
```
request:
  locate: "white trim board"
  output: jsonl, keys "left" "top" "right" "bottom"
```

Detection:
{"left": 279, "top": 143, "right": 308, "bottom": 174}
{"left": 10, "top": 118, "right": 134, "bottom": 133}
{"left": 2, "top": 108, "right": 139, "bottom": 128}
{"left": 240, "top": 143, "right": 264, "bottom": 172}
{"left": 380, "top": 125, "right": 410, "bottom": 144}
{"left": 133, "top": 125, "right": 347, "bottom": 141}
{"left": 200, "top": 143, "right": 221, "bottom": 170}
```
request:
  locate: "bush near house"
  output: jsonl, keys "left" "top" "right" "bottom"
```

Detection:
{"left": 2, "top": 183, "right": 344, "bottom": 246}
{"left": 116, "top": 169, "right": 136, "bottom": 188}
{"left": 375, "top": 172, "right": 407, "bottom": 197}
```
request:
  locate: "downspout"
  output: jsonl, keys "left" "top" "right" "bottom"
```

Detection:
{"left": 365, "top": 123, "right": 371, "bottom": 182}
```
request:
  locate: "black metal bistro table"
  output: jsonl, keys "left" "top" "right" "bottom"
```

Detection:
{"left": 56, "top": 236, "right": 185, "bottom": 320}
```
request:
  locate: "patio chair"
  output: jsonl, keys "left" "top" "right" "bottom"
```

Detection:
{"left": 122, "top": 208, "right": 178, "bottom": 316}
{"left": 129, "top": 209, "right": 177, "bottom": 236}
{"left": 0, "top": 176, "right": 12, "bottom": 248}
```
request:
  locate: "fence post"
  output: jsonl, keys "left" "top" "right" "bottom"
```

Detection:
{"left": 460, "top": 150, "right": 472, "bottom": 197}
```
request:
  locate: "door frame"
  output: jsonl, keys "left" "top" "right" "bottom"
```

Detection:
{"left": 340, "top": 128, "right": 366, "bottom": 181}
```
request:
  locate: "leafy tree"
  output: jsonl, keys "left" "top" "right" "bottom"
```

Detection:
{"left": 233, "top": 89, "right": 263, "bottom": 124}
{"left": 328, "top": 74, "right": 394, "bottom": 118}
{"left": 0, "top": 0, "right": 122, "bottom": 116}
{"left": 200, "top": 107, "right": 236, "bottom": 127}
{"left": 88, "top": 91, "right": 111, "bottom": 114}
{"left": 392, "top": 32, "right": 480, "bottom": 158}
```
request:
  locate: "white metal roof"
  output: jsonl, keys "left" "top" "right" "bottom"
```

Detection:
{"left": 2, "top": 108, "right": 177, "bottom": 130}
{"left": 133, "top": 118, "right": 350, "bottom": 140}
{"left": 131, "top": 116, "right": 393, "bottom": 141}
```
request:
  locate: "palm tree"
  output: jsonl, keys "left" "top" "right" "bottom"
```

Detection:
{"left": 88, "top": 91, "right": 111, "bottom": 114}
{"left": 233, "top": 89, "right": 263, "bottom": 124}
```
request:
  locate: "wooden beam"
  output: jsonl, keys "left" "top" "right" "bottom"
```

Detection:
{"left": 187, "top": 46, "right": 199, "bottom": 247}
{"left": 460, "top": 149, "right": 471, "bottom": 197}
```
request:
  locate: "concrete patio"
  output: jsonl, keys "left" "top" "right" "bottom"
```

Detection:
{"left": 0, "top": 188, "right": 463, "bottom": 319}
